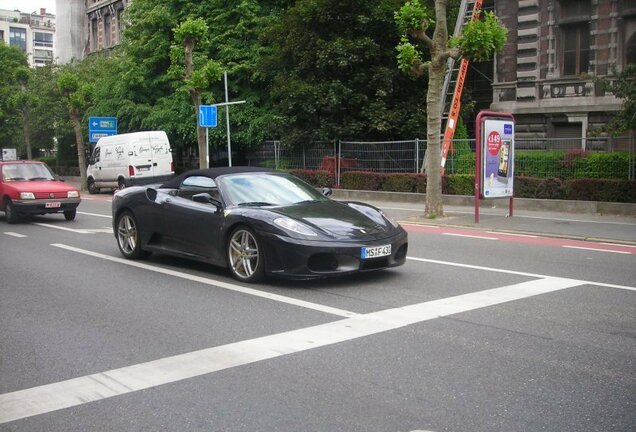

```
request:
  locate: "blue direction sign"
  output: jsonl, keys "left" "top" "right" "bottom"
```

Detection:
{"left": 199, "top": 105, "right": 218, "bottom": 128}
{"left": 89, "top": 116, "right": 117, "bottom": 142}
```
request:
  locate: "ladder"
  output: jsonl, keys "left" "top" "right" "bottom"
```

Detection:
{"left": 439, "top": 0, "right": 483, "bottom": 172}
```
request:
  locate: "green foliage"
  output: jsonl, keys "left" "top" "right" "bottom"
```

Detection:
{"left": 515, "top": 151, "right": 633, "bottom": 180}
{"left": 565, "top": 179, "right": 636, "bottom": 203}
{"left": 396, "top": 36, "right": 423, "bottom": 75}
{"left": 592, "top": 65, "right": 636, "bottom": 135}
{"left": 446, "top": 174, "right": 473, "bottom": 195}
{"left": 174, "top": 17, "right": 209, "bottom": 47}
{"left": 381, "top": 173, "right": 417, "bottom": 192}
{"left": 450, "top": 11, "right": 507, "bottom": 62}
{"left": 340, "top": 171, "right": 385, "bottom": 190}
{"left": 289, "top": 169, "right": 335, "bottom": 187}
{"left": 394, "top": 0, "right": 432, "bottom": 34}
{"left": 0, "top": 44, "right": 29, "bottom": 148}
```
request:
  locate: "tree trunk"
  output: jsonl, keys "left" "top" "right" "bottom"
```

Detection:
{"left": 423, "top": 0, "right": 451, "bottom": 218}
{"left": 183, "top": 40, "right": 208, "bottom": 169}
{"left": 22, "top": 109, "right": 32, "bottom": 160}
{"left": 70, "top": 108, "right": 88, "bottom": 192}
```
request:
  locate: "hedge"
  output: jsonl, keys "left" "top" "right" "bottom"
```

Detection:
{"left": 297, "top": 170, "right": 635, "bottom": 203}
{"left": 289, "top": 169, "right": 335, "bottom": 188}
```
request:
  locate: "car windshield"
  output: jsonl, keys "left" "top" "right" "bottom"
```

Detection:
{"left": 2, "top": 163, "right": 55, "bottom": 181}
{"left": 218, "top": 173, "right": 329, "bottom": 207}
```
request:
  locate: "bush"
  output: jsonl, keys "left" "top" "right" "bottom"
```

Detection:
{"left": 381, "top": 173, "right": 417, "bottom": 192}
{"left": 535, "top": 177, "right": 565, "bottom": 199}
{"left": 289, "top": 169, "right": 334, "bottom": 188}
{"left": 447, "top": 174, "right": 474, "bottom": 195}
{"left": 565, "top": 179, "right": 636, "bottom": 202}
{"left": 340, "top": 171, "right": 384, "bottom": 190}
{"left": 573, "top": 152, "right": 631, "bottom": 179}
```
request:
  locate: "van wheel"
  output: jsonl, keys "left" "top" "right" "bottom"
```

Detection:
{"left": 87, "top": 178, "right": 99, "bottom": 194}
{"left": 117, "top": 178, "right": 126, "bottom": 190}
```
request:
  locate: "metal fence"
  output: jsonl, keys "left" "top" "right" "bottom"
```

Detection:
{"left": 245, "top": 137, "right": 636, "bottom": 184}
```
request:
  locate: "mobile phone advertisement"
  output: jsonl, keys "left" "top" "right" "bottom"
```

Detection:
{"left": 482, "top": 119, "right": 514, "bottom": 198}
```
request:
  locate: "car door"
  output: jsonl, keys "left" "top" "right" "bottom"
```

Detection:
{"left": 161, "top": 176, "right": 224, "bottom": 262}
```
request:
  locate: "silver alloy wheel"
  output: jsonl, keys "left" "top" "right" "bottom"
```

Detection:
{"left": 228, "top": 229, "right": 259, "bottom": 279}
{"left": 117, "top": 214, "right": 138, "bottom": 256}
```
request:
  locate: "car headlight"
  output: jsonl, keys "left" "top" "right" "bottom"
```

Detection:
{"left": 380, "top": 210, "right": 400, "bottom": 228}
{"left": 274, "top": 217, "right": 317, "bottom": 236}
{"left": 67, "top": 190, "right": 80, "bottom": 198}
{"left": 19, "top": 192, "right": 35, "bottom": 200}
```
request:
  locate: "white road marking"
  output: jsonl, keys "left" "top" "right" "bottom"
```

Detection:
{"left": 51, "top": 244, "right": 357, "bottom": 319}
{"left": 442, "top": 232, "right": 498, "bottom": 240}
{"left": 0, "top": 276, "right": 584, "bottom": 424}
{"left": 3, "top": 232, "right": 27, "bottom": 238}
{"left": 486, "top": 231, "right": 538, "bottom": 238}
{"left": 77, "top": 211, "right": 112, "bottom": 219}
{"left": 31, "top": 223, "right": 111, "bottom": 234}
{"left": 562, "top": 245, "right": 632, "bottom": 255}
{"left": 406, "top": 256, "right": 636, "bottom": 291}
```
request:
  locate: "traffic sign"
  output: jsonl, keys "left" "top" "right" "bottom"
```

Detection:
{"left": 198, "top": 105, "right": 217, "bottom": 128}
{"left": 89, "top": 116, "right": 117, "bottom": 142}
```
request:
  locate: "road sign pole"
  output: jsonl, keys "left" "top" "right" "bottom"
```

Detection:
{"left": 205, "top": 126, "right": 209, "bottom": 168}
{"left": 224, "top": 71, "right": 232, "bottom": 167}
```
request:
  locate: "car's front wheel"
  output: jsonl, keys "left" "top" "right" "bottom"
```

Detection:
{"left": 64, "top": 209, "right": 77, "bottom": 221}
{"left": 116, "top": 211, "right": 149, "bottom": 259}
{"left": 227, "top": 226, "right": 265, "bottom": 283}
{"left": 4, "top": 199, "right": 20, "bottom": 224}
{"left": 87, "top": 178, "right": 99, "bottom": 194}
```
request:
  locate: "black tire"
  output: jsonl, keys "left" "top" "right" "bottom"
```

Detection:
{"left": 117, "top": 178, "right": 126, "bottom": 191}
{"left": 4, "top": 199, "right": 20, "bottom": 224}
{"left": 115, "top": 211, "right": 149, "bottom": 259}
{"left": 64, "top": 209, "right": 77, "bottom": 221}
{"left": 227, "top": 226, "right": 265, "bottom": 283}
{"left": 87, "top": 178, "right": 99, "bottom": 194}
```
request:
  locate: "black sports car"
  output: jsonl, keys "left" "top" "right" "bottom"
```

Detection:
{"left": 112, "top": 167, "right": 408, "bottom": 282}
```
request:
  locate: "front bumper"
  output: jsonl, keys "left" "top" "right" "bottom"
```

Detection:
{"left": 260, "top": 230, "right": 408, "bottom": 280}
{"left": 12, "top": 198, "right": 81, "bottom": 215}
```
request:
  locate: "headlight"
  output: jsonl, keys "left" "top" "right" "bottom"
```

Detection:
{"left": 274, "top": 217, "right": 317, "bottom": 236}
{"left": 19, "top": 192, "right": 35, "bottom": 200}
{"left": 67, "top": 190, "right": 80, "bottom": 198}
{"left": 380, "top": 210, "right": 400, "bottom": 228}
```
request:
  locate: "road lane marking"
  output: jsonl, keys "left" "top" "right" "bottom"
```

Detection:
{"left": 600, "top": 242, "right": 636, "bottom": 248}
{"left": 50, "top": 243, "right": 358, "bottom": 319}
{"left": 3, "top": 232, "right": 27, "bottom": 238}
{"left": 0, "top": 276, "right": 584, "bottom": 424}
{"left": 77, "top": 211, "right": 112, "bottom": 219}
{"left": 32, "top": 223, "right": 111, "bottom": 234}
{"left": 406, "top": 257, "right": 636, "bottom": 291}
{"left": 486, "top": 231, "right": 538, "bottom": 238}
{"left": 562, "top": 245, "right": 632, "bottom": 255}
{"left": 442, "top": 232, "right": 498, "bottom": 240}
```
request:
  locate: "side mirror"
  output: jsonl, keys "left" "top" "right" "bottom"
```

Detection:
{"left": 322, "top": 187, "right": 332, "bottom": 197}
{"left": 192, "top": 192, "right": 222, "bottom": 211}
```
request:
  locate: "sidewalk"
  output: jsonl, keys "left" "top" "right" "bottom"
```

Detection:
{"left": 331, "top": 190, "right": 636, "bottom": 245}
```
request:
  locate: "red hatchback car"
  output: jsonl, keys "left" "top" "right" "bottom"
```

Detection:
{"left": 0, "top": 160, "right": 81, "bottom": 224}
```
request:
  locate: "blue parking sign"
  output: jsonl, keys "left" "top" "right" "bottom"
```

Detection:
{"left": 199, "top": 105, "right": 218, "bottom": 128}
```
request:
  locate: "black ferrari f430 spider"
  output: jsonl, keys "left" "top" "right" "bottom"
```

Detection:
{"left": 112, "top": 167, "right": 408, "bottom": 282}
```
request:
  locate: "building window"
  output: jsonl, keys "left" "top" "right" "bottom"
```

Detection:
{"left": 104, "top": 14, "right": 111, "bottom": 47}
{"left": 9, "top": 27, "right": 27, "bottom": 52}
{"left": 558, "top": 0, "right": 591, "bottom": 76}
{"left": 562, "top": 24, "right": 590, "bottom": 75}
{"left": 91, "top": 18, "right": 98, "bottom": 50}
{"left": 34, "top": 32, "right": 53, "bottom": 48}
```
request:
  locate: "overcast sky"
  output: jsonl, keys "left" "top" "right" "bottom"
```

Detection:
{"left": 0, "top": 0, "right": 56, "bottom": 14}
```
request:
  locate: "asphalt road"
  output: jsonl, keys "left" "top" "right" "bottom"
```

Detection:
{"left": 1, "top": 194, "right": 635, "bottom": 432}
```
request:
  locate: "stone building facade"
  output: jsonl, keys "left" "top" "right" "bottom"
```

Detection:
{"left": 490, "top": 0, "right": 636, "bottom": 144}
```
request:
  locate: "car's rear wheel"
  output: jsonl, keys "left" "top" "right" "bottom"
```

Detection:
{"left": 4, "top": 199, "right": 20, "bottom": 224}
{"left": 64, "top": 209, "right": 76, "bottom": 221}
{"left": 116, "top": 211, "right": 148, "bottom": 259}
{"left": 87, "top": 178, "right": 99, "bottom": 194}
{"left": 227, "top": 226, "right": 264, "bottom": 283}
{"left": 117, "top": 178, "right": 126, "bottom": 190}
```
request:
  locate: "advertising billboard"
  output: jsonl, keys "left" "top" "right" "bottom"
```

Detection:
{"left": 481, "top": 119, "right": 514, "bottom": 198}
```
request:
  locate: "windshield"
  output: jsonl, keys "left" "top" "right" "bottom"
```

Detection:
{"left": 2, "top": 163, "right": 55, "bottom": 181}
{"left": 218, "top": 173, "right": 329, "bottom": 207}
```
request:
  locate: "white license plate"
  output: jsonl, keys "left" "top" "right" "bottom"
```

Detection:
{"left": 361, "top": 244, "right": 391, "bottom": 259}
{"left": 45, "top": 202, "right": 61, "bottom": 208}
{"left": 137, "top": 166, "right": 150, "bottom": 172}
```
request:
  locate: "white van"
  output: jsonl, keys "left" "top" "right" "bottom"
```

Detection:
{"left": 86, "top": 131, "right": 174, "bottom": 193}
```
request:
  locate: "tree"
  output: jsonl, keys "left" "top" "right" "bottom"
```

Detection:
{"left": 171, "top": 18, "right": 222, "bottom": 169}
{"left": 58, "top": 70, "right": 93, "bottom": 191}
{"left": 9, "top": 66, "right": 33, "bottom": 159}
{"left": 592, "top": 65, "right": 636, "bottom": 135}
{"left": 263, "top": 0, "right": 426, "bottom": 146}
{"left": 395, "top": 0, "right": 506, "bottom": 217}
{"left": 0, "top": 44, "right": 29, "bottom": 151}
